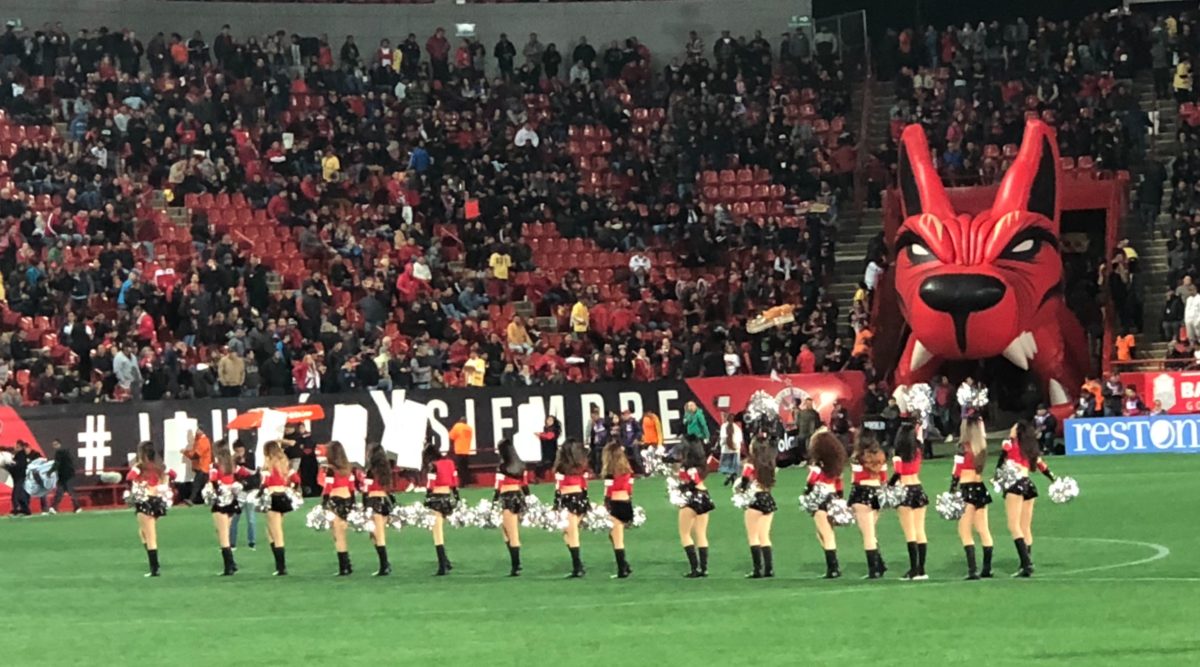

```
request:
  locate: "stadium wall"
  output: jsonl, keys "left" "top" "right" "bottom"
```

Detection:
{"left": 3, "top": 0, "right": 809, "bottom": 68}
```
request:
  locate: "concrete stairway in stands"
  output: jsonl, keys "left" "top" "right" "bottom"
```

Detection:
{"left": 827, "top": 79, "right": 892, "bottom": 326}
{"left": 1130, "top": 72, "right": 1177, "bottom": 360}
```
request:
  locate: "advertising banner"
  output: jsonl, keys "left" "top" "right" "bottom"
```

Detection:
{"left": 1120, "top": 371, "right": 1200, "bottom": 415}
{"left": 0, "top": 373, "right": 867, "bottom": 499}
{"left": 1065, "top": 414, "right": 1200, "bottom": 456}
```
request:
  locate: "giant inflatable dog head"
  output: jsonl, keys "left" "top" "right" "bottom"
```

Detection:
{"left": 894, "top": 120, "right": 1062, "bottom": 368}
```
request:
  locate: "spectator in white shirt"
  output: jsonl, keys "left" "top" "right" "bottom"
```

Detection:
{"left": 1185, "top": 292, "right": 1200, "bottom": 342}
{"left": 864, "top": 258, "right": 885, "bottom": 292}
{"left": 569, "top": 60, "right": 590, "bottom": 84}
{"left": 773, "top": 255, "right": 795, "bottom": 281}
{"left": 629, "top": 252, "right": 652, "bottom": 274}
{"left": 723, "top": 342, "right": 742, "bottom": 375}
{"left": 514, "top": 123, "right": 540, "bottom": 148}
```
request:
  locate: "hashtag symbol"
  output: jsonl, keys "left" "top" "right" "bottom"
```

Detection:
{"left": 77, "top": 415, "right": 113, "bottom": 475}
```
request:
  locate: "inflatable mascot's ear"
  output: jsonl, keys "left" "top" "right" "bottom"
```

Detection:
{"left": 892, "top": 120, "right": 1087, "bottom": 410}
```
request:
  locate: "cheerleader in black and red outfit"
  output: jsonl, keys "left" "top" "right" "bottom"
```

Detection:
{"left": 423, "top": 442, "right": 460, "bottom": 576}
{"left": 952, "top": 419, "right": 994, "bottom": 579}
{"left": 208, "top": 440, "right": 252, "bottom": 576}
{"left": 677, "top": 435, "right": 715, "bottom": 578}
{"left": 848, "top": 431, "right": 888, "bottom": 579}
{"left": 261, "top": 440, "right": 300, "bottom": 576}
{"left": 601, "top": 440, "right": 635, "bottom": 579}
{"left": 127, "top": 441, "right": 176, "bottom": 577}
{"left": 739, "top": 438, "right": 778, "bottom": 579}
{"left": 999, "top": 421, "right": 1057, "bottom": 577}
{"left": 806, "top": 431, "right": 846, "bottom": 579}
{"left": 364, "top": 444, "right": 396, "bottom": 576}
{"left": 323, "top": 441, "right": 365, "bottom": 576}
{"left": 890, "top": 424, "right": 929, "bottom": 580}
{"left": 493, "top": 439, "right": 531, "bottom": 577}
{"left": 554, "top": 439, "right": 590, "bottom": 578}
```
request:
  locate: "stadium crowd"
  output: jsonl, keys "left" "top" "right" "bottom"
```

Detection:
{"left": 0, "top": 20, "right": 866, "bottom": 404}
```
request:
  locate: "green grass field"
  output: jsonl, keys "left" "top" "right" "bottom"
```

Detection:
{"left": 1, "top": 453, "right": 1197, "bottom": 666}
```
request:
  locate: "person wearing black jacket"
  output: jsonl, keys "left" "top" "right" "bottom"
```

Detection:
{"left": 229, "top": 440, "right": 259, "bottom": 550}
{"left": 5, "top": 441, "right": 33, "bottom": 515}
{"left": 1162, "top": 288, "right": 1184, "bottom": 342}
{"left": 48, "top": 440, "right": 81, "bottom": 514}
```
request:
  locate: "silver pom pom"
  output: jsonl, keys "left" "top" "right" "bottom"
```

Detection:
{"left": 156, "top": 484, "right": 174, "bottom": 508}
{"left": 631, "top": 506, "right": 647, "bottom": 528}
{"left": 124, "top": 481, "right": 150, "bottom": 506}
{"left": 200, "top": 484, "right": 216, "bottom": 506}
{"left": 217, "top": 482, "right": 241, "bottom": 508}
{"left": 907, "top": 384, "right": 934, "bottom": 419}
{"left": 388, "top": 505, "right": 406, "bottom": 531}
{"left": 956, "top": 382, "right": 989, "bottom": 410}
{"left": 992, "top": 461, "right": 1023, "bottom": 494}
{"left": 731, "top": 488, "right": 754, "bottom": 510}
{"left": 878, "top": 484, "right": 906, "bottom": 509}
{"left": 935, "top": 492, "right": 965, "bottom": 520}
{"left": 1048, "top": 476, "right": 1079, "bottom": 504}
{"left": 799, "top": 487, "right": 832, "bottom": 515}
{"left": 640, "top": 447, "right": 674, "bottom": 477}
{"left": 346, "top": 504, "right": 375, "bottom": 532}
{"left": 666, "top": 477, "right": 689, "bottom": 508}
{"left": 826, "top": 498, "right": 856, "bottom": 526}
{"left": 305, "top": 505, "right": 334, "bottom": 531}
{"left": 745, "top": 390, "right": 780, "bottom": 423}
{"left": 388, "top": 502, "right": 437, "bottom": 531}
{"left": 241, "top": 489, "right": 260, "bottom": 507}
{"left": 582, "top": 502, "right": 612, "bottom": 532}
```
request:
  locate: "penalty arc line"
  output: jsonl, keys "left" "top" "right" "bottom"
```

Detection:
{"left": 1039, "top": 537, "right": 1171, "bottom": 577}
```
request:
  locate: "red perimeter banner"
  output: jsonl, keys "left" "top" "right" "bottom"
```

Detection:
{"left": 1120, "top": 371, "right": 1200, "bottom": 415}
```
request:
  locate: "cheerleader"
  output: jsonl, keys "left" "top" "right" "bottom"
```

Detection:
{"left": 553, "top": 439, "right": 590, "bottom": 578}
{"left": 364, "top": 444, "right": 396, "bottom": 576}
{"left": 806, "top": 431, "right": 846, "bottom": 579}
{"left": 423, "top": 442, "right": 460, "bottom": 576}
{"left": 127, "top": 441, "right": 175, "bottom": 577}
{"left": 998, "top": 421, "right": 1056, "bottom": 577}
{"left": 739, "top": 437, "right": 778, "bottom": 579}
{"left": 493, "top": 439, "right": 530, "bottom": 577}
{"left": 848, "top": 431, "right": 888, "bottom": 579}
{"left": 261, "top": 440, "right": 300, "bottom": 576}
{"left": 952, "top": 419, "right": 994, "bottom": 580}
{"left": 322, "top": 441, "right": 364, "bottom": 576}
{"left": 677, "top": 434, "right": 714, "bottom": 578}
{"left": 601, "top": 440, "right": 635, "bottom": 579}
{"left": 208, "top": 440, "right": 251, "bottom": 576}
{"left": 889, "top": 424, "right": 929, "bottom": 580}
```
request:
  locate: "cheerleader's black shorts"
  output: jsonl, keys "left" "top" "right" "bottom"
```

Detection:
{"left": 365, "top": 495, "right": 395, "bottom": 516}
{"left": 555, "top": 491, "right": 591, "bottom": 516}
{"left": 684, "top": 489, "right": 715, "bottom": 515}
{"left": 135, "top": 497, "right": 168, "bottom": 518}
{"left": 499, "top": 491, "right": 527, "bottom": 514}
{"left": 848, "top": 484, "right": 880, "bottom": 510}
{"left": 424, "top": 493, "right": 457, "bottom": 516}
{"left": 900, "top": 484, "right": 929, "bottom": 509}
{"left": 269, "top": 492, "right": 296, "bottom": 514}
{"left": 748, "top": 491, "right": 777, "bottom": 514}
{"left": 960, "top": 482, "right": 992, "bottom": 508}
{"left": 1004, "top": 477, "right": 1038, "bottom": 500}
{"left": 325, "top": 496, "right": 354, "bottom": 520}
{"left": 605, "top": 499, "right": 634, "bottom": 524}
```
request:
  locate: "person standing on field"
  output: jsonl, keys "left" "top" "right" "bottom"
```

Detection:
{"left": 48, "top": 440, "right": 82, "bottom": 514}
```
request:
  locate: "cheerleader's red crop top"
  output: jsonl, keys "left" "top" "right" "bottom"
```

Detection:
{"left": 208, "top": 465, "right": 251, "bottom": 486}
{"left": 262, "top": 469, "right": 300, "bottom": 487}
{"left": 127, "top": 466, "right": 177, "bottom": 486}
{"left": 495, "top": 470, "right": 530, "bottom": 488}
{"left": 1001, "top": 439, "right": 1048, "bottom": 473}
{"left": 893, "top": 453, "right": 923, "bottom": 476}
{"left": 605, "top": 473, "right": 633, "bottom": 498}
{"left": 806, "top": 466, "right": 844, "bottom": 492}
{"left": 429, "top": 458, "right": 459, "bottom": 488}
{"left": 323, "top": 468, "right": 364, "bottom": 495}
{"left": 678, "top": 467, "right": 705, "bottom": 485}
{"left": 851, "top": 463, "right": 887, "bottom": 485}
{"left": 952, "top": 448, "right": 978, "bottom": 478}
{"left": 364, "top": 476, "right": 391, "bottom": 493}
{"left": 556, "top": 472, "right": 588, "bottom": 491}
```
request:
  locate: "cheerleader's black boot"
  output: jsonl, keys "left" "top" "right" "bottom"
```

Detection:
{"left": 508, "top": 545, "right": 522, "bottom": 577}
{"left": 915, "top": 542, "right": 929, "bottom": 580}
{"left": 980, "top": 546, "right": 994, "bottom": 578}
{"left": 374, "top": 546, "right": 391, "bottom": 576}
{"left": 145, "top": 549, "right": 160, "bottom": 578}
{"left": 612, "top": 549, "right": 631, "bottom": 579}
{"left": 273, "top": 546, "right": 288, "bottom": 576}
{"left": 864, "top": 550, "right": 882, "bottom": 579}
{"left": 901, "top": 541, "right": 919, "bottom": 580}
{"left": 683, "top": 545, "right": 701, "bottom": 578}
{"left": 1012, "top": 539, "right": 1033, "bottom": 578}
{"left": 746, "top": 546, "right": 763, "bottom": 579}
{"left": 823, "top": 549, "right": 841, "bottom": 579}
{"left": 336, "top": 551, "right": 351, "bottom": 576}
{"left": 761, "top": 546, "right": 774, "bottom": 578}
{"left": 964, "top": 545, "right": 980, "bottom": 580}
{"left": 566, "top": 546, "right": 586, "bottom": 578}
{"left": 698, "top": 547, "right": 709, "bottom": 577}
{"left": 220, "top": 547, "right": 236, "bottom": 576}
{"left": 435, "top": 545, "right": 450, "bottom": 576}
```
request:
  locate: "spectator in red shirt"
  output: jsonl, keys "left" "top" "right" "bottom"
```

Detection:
{"left": 796, "top": 344, "right": 816, "bottom": 373}
{"left": 426, "top": 27, "right": 450, "bottom": 81}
